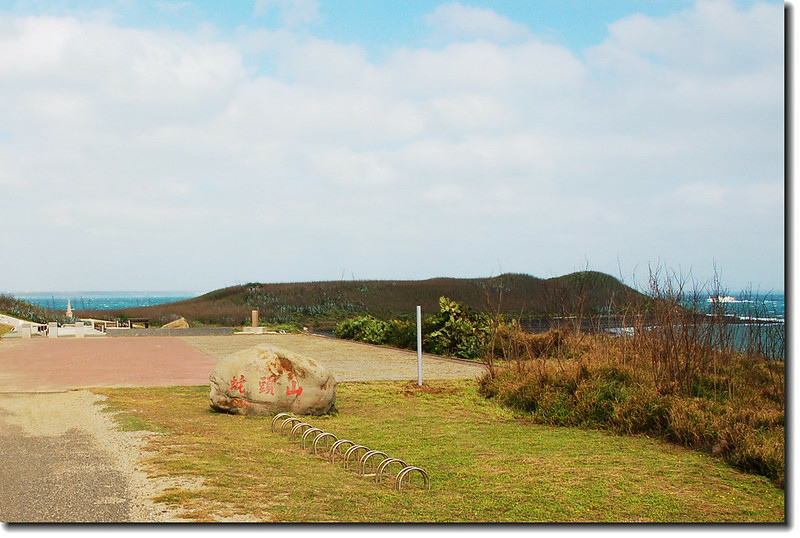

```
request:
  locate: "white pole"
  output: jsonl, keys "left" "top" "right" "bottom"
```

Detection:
{"left": 417, "top": 305, "right": 423, "bottom": 386}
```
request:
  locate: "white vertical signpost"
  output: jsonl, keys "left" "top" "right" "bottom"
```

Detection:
{"left": 417, "top": 305, "right": 423, "bottom": 386}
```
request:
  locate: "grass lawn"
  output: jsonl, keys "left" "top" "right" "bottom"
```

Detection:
{"left": 94, "top": 379, "right": 784, "bottom": 523}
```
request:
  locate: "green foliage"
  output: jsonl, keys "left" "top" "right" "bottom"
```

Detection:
{"left": 334, "top": 297, "right": 496, "bottom": 360}
{"left": 334, "top": 316, "right": 419, "bottom": 349}
{"left": 426, "top": 297, "right": 494, "bottom": 360}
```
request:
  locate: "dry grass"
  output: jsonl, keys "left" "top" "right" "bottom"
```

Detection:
{"left": 480, "top": 328, "right": 785, "bottom": 487}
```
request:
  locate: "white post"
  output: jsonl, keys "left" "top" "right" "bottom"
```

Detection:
{"left": 416, "top": 305, "right": 423, "bottom": 386}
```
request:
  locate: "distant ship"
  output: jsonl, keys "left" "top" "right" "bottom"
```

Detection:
{"left": 708, "top": 295, "right": 739, "bottom": 304}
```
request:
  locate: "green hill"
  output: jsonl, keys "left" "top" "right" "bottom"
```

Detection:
{"left": 77, "top": 271, "right": 646, "bottom": 329}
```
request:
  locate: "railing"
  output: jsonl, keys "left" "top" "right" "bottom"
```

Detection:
{"left": 269, "top": 413, "right": 430, "bottom": 491}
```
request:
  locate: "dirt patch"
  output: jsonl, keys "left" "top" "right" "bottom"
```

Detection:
{"left": 398, "top": 381, "right": 464, "bottom": 396}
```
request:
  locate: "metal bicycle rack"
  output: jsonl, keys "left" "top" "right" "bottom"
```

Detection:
{"left": 312, "top": 432, "right": 339, "bottom": 455}
{"left": 358, "top": 450, "right": 388, "bottom": 477}
{"left": 279, "top": 417, "right": 303, "bottom": 435}
{"left": 375, "top": 458, "right": 407, "bottom": 484}
{"left": 300, "top": 427, "right": 324, "bottom": 449}
{"left": 328, "top": 439, "right": 355, "bottom": 464}
{"left": 269, "top": 413, "right": 430, "bottom": 491}
{"left": 395, "top": 466, "right": 430, "bottom": 491}
{"left": 342, "top": 445, "right": 370, "bottom": 470}
{"left": 271, "top": 413, "right": 293, "bottom": 433}
{"left": 289, "top": 422, "right": 313, "bottom": 442}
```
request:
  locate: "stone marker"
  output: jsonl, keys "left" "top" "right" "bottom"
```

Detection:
{"left": 75, "top": 321, "right": 85, "bottom": 338}
{"left": 20, "top": 324, "right": 31, "bottom": 339}
{"left": 251, "top": 309, "right": 258, "bottom": 328}
{"left": 48, "top": 322, "right": 58, "bottom": 338}
{"left": 209, "top": 344, "right": 336, "bottom": 416}
{"left": 161, "top": 317, "right": 189, "bottom": 329}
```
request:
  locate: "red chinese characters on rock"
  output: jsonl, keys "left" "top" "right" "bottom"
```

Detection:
{"left": 258, "top": 375, "right": 277, "bottom": 395}
{"left": 286, "top": 379, "right": 303, "bottom": 397}
{"left": 230, "top": 374, "right": 303, "bottom": 398}
{"left": 230, "top": 374, "right": 246, "bottom": 394}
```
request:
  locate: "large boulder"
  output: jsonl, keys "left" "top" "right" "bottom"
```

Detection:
{"left": 209, "top": 344, "right": 336, "bottom": 416}
{"left": 162, "top": 317, "right": 189, "bottom": 329}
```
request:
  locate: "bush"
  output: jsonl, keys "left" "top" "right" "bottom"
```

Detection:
{"left": 335, "top": 297, "right": 495, "bottom": 360}
{"left": 426, "top": 297, "right": 493, "bottom": 359}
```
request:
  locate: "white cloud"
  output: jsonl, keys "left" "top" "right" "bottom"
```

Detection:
{"left": 386, "top": 39, "right": 586, "bottom": 98}
{"left": 596, "top": 0, "right": 781, "bottom": 76}
{"left": 422, "top": 2, "right": 532, "bottom": 43}
{"left": 0, "top": 1, "right": 785, "bottom": 291}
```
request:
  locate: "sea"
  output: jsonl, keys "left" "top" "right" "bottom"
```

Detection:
{"left": 702, "top": 291, "right": 786, "bottom": 322}
{"left": 10, "top": 291, "right": 201, "bottom": 311}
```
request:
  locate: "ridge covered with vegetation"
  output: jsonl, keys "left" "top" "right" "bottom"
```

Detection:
{"left": 70, "top": 271, "right": 646, "bottom": 328}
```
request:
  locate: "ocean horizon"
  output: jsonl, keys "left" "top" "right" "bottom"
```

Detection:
{"left": 8, "top": 291, "right": 202, "bottom": 311}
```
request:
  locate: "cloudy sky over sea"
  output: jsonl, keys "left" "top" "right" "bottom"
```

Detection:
{"left": 0, "top": 0, "right": 785, "bottom": 293}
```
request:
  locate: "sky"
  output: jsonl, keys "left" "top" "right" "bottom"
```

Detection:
{"left": 0, "top": 0, "right": 786, "bottom": 294}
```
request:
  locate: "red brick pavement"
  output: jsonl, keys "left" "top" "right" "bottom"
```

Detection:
{"left": 0, "top": 337, "right": 217, "bottom": 393}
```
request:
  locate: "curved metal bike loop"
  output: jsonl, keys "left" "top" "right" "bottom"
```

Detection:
{"left": 358, "top": 450, "right": 388, "bottom": 476}
{"left": 279, "top": 417, "right": 302, "bottom": 435}
{"left": 395, "top": 466, "right": 430, "bottom": 491}
{"left": 270, "top": 413, "right": 293, "bottom": 433}
{"left": 375, "top": 458, "right": 407, "bottom": 484}
{"left": 342, "top": 444, "right": 370, "bottom": 470}
{"left": 300, "top": 427, "right": 324, "bottom": 449}
{"left": 290, "top": 422, "right": 312, "bottom": 442}
{"left": 312, "top": 432, "right": 339, "bottom": 455}
{"left": 328, "top": 439, "right": 355, "bottom": 464}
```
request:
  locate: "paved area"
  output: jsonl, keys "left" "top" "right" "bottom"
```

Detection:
{"left": 0, "top": 336, "right": 218, "bottom": 393}
{"left": 0, "top": 333, "right": 485, "bottom": 392}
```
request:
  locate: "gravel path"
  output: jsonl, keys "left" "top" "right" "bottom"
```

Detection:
{"left": 0, "top": 390, "right": 188, "bottom": 522}
{"left": 0, "top": 333, "right": 485, "bottom": 523}
{"left": 180, "top": 333, "right": 486, "bottom": 382}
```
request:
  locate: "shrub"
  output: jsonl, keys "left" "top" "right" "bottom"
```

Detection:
{"left": 335, "top": 297, "right": 495, "bottom": 360}
{"left": 426, "top": 297, "right": 493, "bottom": 359}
